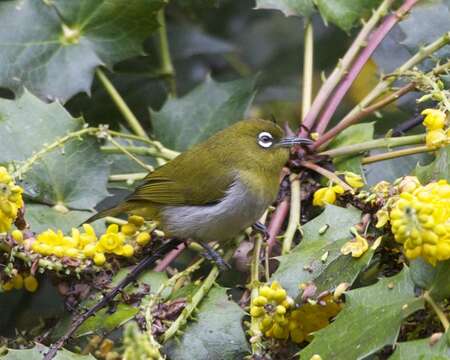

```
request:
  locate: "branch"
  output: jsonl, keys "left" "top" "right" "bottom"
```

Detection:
{"left": 313, "top": 0, "right": 420, "bottom": 136}
{"left": 267, "top": 198, "right": 289, "bottom": 256}
{"left": 156, "top": 9, "right": 176, "bottom": 96}
{"left": 44, "top": 239, "right": 184, "bottom": 360}
{"left": 299, "top": 0, "right": 395, "bottom": 135}
{"left": 362, "top": 145, "right": 433, "bottom": 164}
{"left": 301, "top": 20, "right": 314, "bottom": 121}
{"left": 424, "top": 291, "right": 450, "bottom": 331}
{"left": 282, "top": 174, "right": 301, "bottom": 255}
{"left": 300, "top": 161, "right": 353, "bottom": 192}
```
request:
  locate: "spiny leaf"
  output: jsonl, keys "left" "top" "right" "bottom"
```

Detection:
{"left": 390, "top": 332, "right": 450, "bottom": 360}
{"left": 0, "top": 0, "right": 166, "bottom": 102}
{"left": 165, "top": 287, "right": 249, "bottom": 360}
{"left": 151, "top": 75, "right": 257, "bottom": 151}
{"left": 254, "top": 0, "right": 315, "bottom": 17}
{"left": 2, "top": 343, "right": 95, "bottom": 359}
{"left": 271, "top": 205, "right": 371, "bottom": 297}
{"left": 410, "top": 258, "right": 450, "bottom": 302}
{"left": 299, "top": 268, "right": 424, "bottom": 360}
{"left": 415, "top": 146, "right": 450, "bottom": 183}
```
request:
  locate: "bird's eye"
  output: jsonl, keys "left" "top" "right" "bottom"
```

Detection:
{"left": 257, "top": 131, "right": 273, "bottom": 148}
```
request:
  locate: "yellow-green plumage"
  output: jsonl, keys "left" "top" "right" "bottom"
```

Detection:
{"left": 89, "top": 119, "right": 310, "bottom": 243}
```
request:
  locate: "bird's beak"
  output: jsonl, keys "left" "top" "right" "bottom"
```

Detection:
{"left": 276, "top": 136, "right": 313, "bottom": 148}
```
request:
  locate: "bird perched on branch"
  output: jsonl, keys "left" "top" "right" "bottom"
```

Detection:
{"left": 87, "top": 119, "right": 312, "bottom": 268}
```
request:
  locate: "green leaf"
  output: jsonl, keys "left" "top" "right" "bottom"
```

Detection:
{"left": 299, "top": 268, "right": 424, "bottom": 360}
{"left": 0, "top": 0, "right": 166, "bottom": 102}
{"left": 165, "top": 287, "right": 249, "bottom": 360}
{"left": 254, "top": 0, "right": 315, "bottom": 17}
{"left": 0, "top": 90, "right": 83, "bottom": 163}
{"left": 2, "top": 343, "right": 95, "bottom": 360}
{"left": 410, "top": 258, "right": 450, "bottom": 302}
{"left": 327, "top": 123, "right": 375, "bottom": 175}
{"left": 151, "top": 76, "right": 257, "bottom": 151}
{"left": 415, "top": 146, "right": 450, "bottom": 183}
{"left": 271, "top": 205, "right": 371, "bottom": 297}
{"left": 315, "top": 0, "right": 381, "bottom": 32}
{"left": 390, "top": 332, "right": 450, "bottom": 360}
{"left": 25, "top": 204, "right": 94, "bottom": 233}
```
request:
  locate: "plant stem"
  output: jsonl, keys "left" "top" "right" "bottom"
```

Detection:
{"left": 362, "top": 145, "right": 434, "bottom": 164}
{"left": 156, "top": 10, "right": 176, "bottom": 96}
{"left": 267, "top": 198, "right": 289, "bottom": 256}
{"left": 299, "top": 0, "right": 395, "bottom": 136}
{"left": 282, "top": 174, "right": 301, "bottom": 255}
{"left": 300, "top": 161, "right": 353, "bottom": 191}
{"left": 338, "top": 32, "right": 450, "bottom": 133}
{"left": 424, "top": 291, "right": 450, "bottom": 331}
{"left": 301, "top": 20, "right": 314, "bottom": 121}
{"left": 314, "top": 0, "right": 419, "bottom": 136}
{"left": 101, "top": 145, "right": 178, "bottom": 161}
{"left": 108, "top": 137, "right": 154, "bottom": 171}
{"left": 161, "top": 246, "right": 235, "bottom": 343}
{"left": 315, "top": 82, "right": 416, "bottom": 150}
{"left": 108, "top": 173, "right": 147, "bottom": 182}
{"left": 96, "top": 68, "right": 149, "bottom": 138}
{"left": 154, "top": 243, "right": 187, "bottom": 272}
{"left": 320, "top": 134, "right": 425, "bottom": 158}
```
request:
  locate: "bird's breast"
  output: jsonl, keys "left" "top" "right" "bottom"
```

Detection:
{"left": 160, "top": 178, "right": 275, "bottom": 242}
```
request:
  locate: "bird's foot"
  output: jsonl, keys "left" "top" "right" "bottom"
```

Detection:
{"left": 252, "top": 221, "right": 269, "bottom": 241}
{"left": 199, "top": 241, "right": 231, "bottom": 271}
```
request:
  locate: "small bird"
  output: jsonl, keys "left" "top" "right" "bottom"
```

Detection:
{"left": 88, "top": 119, "right": 312, "bottom": 267}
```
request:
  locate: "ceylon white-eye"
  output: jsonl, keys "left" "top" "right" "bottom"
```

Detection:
{"left": 88, "top": 119, "right": 312, "bottom": 267}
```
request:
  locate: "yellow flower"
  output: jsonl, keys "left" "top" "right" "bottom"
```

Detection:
{"left": 397, "top": 176, "right": 421, "bottom": 194}
{"left": 344, "top": 172, "right": 364, "bottom": 189}
{"left": 425, "top": 129, "right": 448, "bottom": 149}
{"left": 24, "top": 275, "right": 38, "bottom": 292}
{"left": 422, "top": 108, "right": 446, "bottom": 130}
{"left": 341, "top": 234, "right": 369, "bottom": 258}
{"left": 36, "top": 229, "right": 66, "bottom": 247}
{"left": 94, "top": 252, "right": 106, "bottom": 266}
{"left": 99, "top": 224, "right": 125, "bottom": 252}
{"left": 0, "top": 167, "right": 24, "bottom": 233}
{"left": 313, "top": 187, "right": 336, "bottom": 207}
{"left": 136, "top": 231, "right": 151, "bottom": 246}
{"left": 390, "top": 180, "right": 450, "bottom": 265}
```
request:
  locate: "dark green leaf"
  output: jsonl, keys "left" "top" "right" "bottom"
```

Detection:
{"left": 254, "top": 0, "right": 315, "bottom": 18}
{"left": 390, "top": 333, "right": 450, "bottom": 360}
{"left": 410, "top": 258, "right": 450, "bottom": 302}
{"left": 299, "top": 268, "right": 424, "bottom": 360}
{"left": 415, "top": 146, "right": 450, "bottom": 183}
{"left": 271, "top": 205, "right": 370, "bottom": 296}
{"left": 25, "top": 204, "right": 94, "bottom": 233}
{"left": 165, "top": 287, "right": 249, "bottom": 360}
{"left": 151, "top": 75, "right": 257, "bottom": 151}
{"left": 2, "top": 343, "right": 95, "bottom": 360}
{"left": 327, "top": 123, "right": 375, "bottom": 175}
{"left": 0, "top": 0, "right": 166, "bottom": 102}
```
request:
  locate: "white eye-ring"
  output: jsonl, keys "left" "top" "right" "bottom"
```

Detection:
{"left": 257, "top": 131, "right": 273, "bottom": 148}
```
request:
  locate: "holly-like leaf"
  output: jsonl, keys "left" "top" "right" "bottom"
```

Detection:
{"left": 415, "top": 146, "right": 450, "bottom": 183}
{"left": 151, "top": 75, "right": 257, "bottom": 151}
{"left": 327, "top": 123, "right": 374, "bottom": 176}
{"left": 299, "top": 268, "right": 424, "bottom": 360}
{"left": 390, "top": 332, "right": 450, "bottom": 360}
{"left": 271, "top": 205, "right": 371, "bottom": 297}
{"left": 2, "top": 343, "right": 95, "bottom": 360}
{"left": 254, "top": 0, "right": 315, "bottom": 18}
{"left": 410, "top": 258, "right": 450, "bottom": 302}
{"left": 0, "top": 0, "right": 166, "bottom": 102}
{"left": 165, "top": 287, "right": 249, "bottom": 360}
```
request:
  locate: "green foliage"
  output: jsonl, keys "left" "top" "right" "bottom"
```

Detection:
{"left": 299, "top": 268, "right": 424, "bottom": 360}
{"left": 2, "top": 343, "right": 95, "bottom": 359}
{"left": 390, "top": 332, "right": 450, "bottom": 360}
{"left": 151, "top": 76, "right": 257, "bottom": 151}
{"left": 415, "top": 146, "right": 450, "bottom": 183}
{"left": 165, "top": 287, "right": 249, "bottom": 360}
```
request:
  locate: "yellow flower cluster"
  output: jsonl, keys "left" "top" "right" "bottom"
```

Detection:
{"left": 2, "top": 273, "right": 38, "bottom": 293}
{"left": 250, "top": 282, "right": 341, "bottom": 343}
{"left": 422, "top": 109, "right": 449, "bottom": 149}
{"left": 390, "top": 179, "right": 450, "bottom": 265}
{"left": 289, "top": 294, "right": 341, "bottom": 343}
{"left": 313, "top": 172, "right": 364, "bottom": 207}
{"left": 0, "top": 167, "right": 24, "bottom": 233}
{"left": 30, "top": 216, "right": 151, "bottom": 266}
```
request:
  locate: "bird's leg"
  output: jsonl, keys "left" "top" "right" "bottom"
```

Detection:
{"left": 198, "top": 241, "right": 231, "bottom": 271}
{"left": 252, "top": 221, "right": 269, "bottom": 241}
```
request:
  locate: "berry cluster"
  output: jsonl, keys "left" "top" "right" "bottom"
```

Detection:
{"left": 250, "top": 282, "right": 341, "bottom": 343}
{"left": 0, "top": 167, "right": 24, "bottom": 233}
{"left": 2, "top": 273, "right": 38, "bottom": 293}
{"left": 29, "top": 216, "right": 152, "bottom": 266}
{"left": 390, "top": 179, "right": 450, "bottom": 265}
{"left": 422, "top": 109, "right": 449, "bottom": 149}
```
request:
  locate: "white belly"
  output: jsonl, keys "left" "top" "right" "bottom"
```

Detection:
{"left": 161, "top": 179, "right": 272, "bottom": 242}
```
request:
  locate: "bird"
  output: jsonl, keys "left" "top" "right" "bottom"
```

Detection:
{"left": 87, "top": 119, "right": 312, "bottom": 268}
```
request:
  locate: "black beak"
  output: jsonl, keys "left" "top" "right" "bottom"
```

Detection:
{"left": 276, "top": 136, "right": 313, "bottom": 148}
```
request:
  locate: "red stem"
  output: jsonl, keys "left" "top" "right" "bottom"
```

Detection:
{"left": 154, "top": 243, "right": 186, "bottom": 272}
{"left": 313, "top": 0, "right": 419, "bottom": 136}
{"left": 267, "top": 198, "right": 290, "bottom": 255}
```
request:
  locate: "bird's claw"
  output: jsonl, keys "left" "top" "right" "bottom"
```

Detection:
{"left": 252, "top": 221, "right": 269, "bottom": 241}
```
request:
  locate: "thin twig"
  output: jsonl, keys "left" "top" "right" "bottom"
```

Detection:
{"left": 108, "top": 137, "right": 154, "bottom": 171}
{"left": 154, "top": 243, "right": 187, "bottom": 272}
{"left": 267, "top": 198, "right": 289, "bottom": 256}
{"left": 44, "top": 239, "right": 184, "bottom": 360}
{"left": 156, "top": 10, "right": 177, "bottom": 96}
{"left": 282, "top": 174, "right": 301, "bottom": 255}
{"left": 314, "top": 0, "right": 420, "bottom": 136}
{"left": 301, "top": 20, "right": 314, "bottom": 121}
{"left": 424, "top": 291, "right": 450, "bottom": 331}
{"left": 299, "top": 0, "right": 395, "bottom": 136}
{"left": 362, "top": 145, "right": 435, "bottom": 164}
{"left": 300, "top": 161, "right": 353, "bottom": 191}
